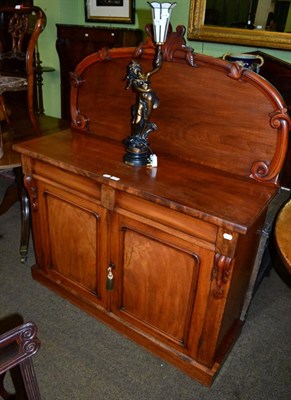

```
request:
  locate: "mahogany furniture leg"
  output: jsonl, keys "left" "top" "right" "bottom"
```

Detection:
{"left": 0, "top": 167, "right": 31, "bottom": 263}
{"left": 20, "top": 185, "right": 31, "bottom": 263}
{"left": 19, "top": 359, "right": 41, "bottom": 400}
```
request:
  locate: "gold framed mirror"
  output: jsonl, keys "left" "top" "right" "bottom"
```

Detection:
{"left": 188, "top": 0, "right": 291, "bottom": 50}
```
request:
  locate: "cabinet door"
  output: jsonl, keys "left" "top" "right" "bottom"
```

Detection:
{"left": 33, "top": 180, "right": 109, "bottom": 308}
{"left": 110, "top": 212, "right": 215, "bottom": 357}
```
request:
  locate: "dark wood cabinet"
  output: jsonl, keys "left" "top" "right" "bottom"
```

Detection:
{"left": 0, "top": 0, "right": 33, "bottom": 5}
{"left": 56, "top": 24, "right": 143, "bottom": 120}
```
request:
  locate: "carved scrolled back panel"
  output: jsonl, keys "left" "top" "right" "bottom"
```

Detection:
{"left": 70, "top": 26, "right": 289, "bottom": 185}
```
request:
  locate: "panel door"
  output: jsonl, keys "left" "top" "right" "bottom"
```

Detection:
{"left": 33, "top": 180, "right": 109, "bottom": 308}
{"left": 110, "top": 212, "right": 215, "bottom": 357}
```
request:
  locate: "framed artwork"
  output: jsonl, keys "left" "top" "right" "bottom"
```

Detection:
{"left": 85, "top": 0, "right": 135, "bottom": 24}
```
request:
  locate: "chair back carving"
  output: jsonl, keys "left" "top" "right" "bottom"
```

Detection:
{"left": 7, "top": 12, "right": 30, "bottom": 58}
{"left": 0, "top": 6, "right": 46, "bottom": 73}
{"left": 0, "top": 6, "right": 46, "bottom": 135}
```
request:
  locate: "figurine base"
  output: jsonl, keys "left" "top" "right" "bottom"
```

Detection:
{"left": 123, "top": 150, "right": 150, "bottom": 167}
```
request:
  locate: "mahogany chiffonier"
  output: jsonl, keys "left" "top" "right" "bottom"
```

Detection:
{"left": 14, "top": 26, "right": 290, "bottom": 386}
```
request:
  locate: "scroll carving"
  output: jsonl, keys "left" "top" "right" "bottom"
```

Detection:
{"left": 134, "top": 24, "right": 196, "bottom": 67}
{"left": 74, "top": 112, "right": 89, "bottom": 130}
{"left": 19, "top": 324, "right": 40, "bottom": 355}
{"left": 24, "top": 176, "right": 38, "bottom": 211}
{"left": 270, "top": 108, "right": 290, "bottom": 128}
{"left": 212, "top": 253, "right": 232, "bottom": 299}
{"left": 250, "top": 108, "right": 290, "bottom": 183}
{"left": 226, "top": 64, "right": 290, "bottom": 183}
{"left": 250, "top": 160, "right": 270, "bottom": 180}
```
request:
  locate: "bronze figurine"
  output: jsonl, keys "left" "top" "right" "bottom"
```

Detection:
{"left": 123, "top": 46, "right": 162, "bottom": 166}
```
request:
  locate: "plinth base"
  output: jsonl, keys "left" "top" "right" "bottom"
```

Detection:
{"left": 123, "top": 149, "right": 150, "bottom": 167}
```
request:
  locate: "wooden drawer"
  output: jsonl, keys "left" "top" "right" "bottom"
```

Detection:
{"left": 30, "top": 159, "right": 102, "bottom": 203}
{"left": 116, "top": 191, "right": 217, "bottom": 247}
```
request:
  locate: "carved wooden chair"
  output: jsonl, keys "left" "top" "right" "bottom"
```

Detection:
{"left": 0, "top": 6, "right": 46, "bottom": 263}
{"left": 0, "top": 321, "right": 41, "bottom": 400}
{"left": 0, "top": 6, "right": 46, "bottom": 137}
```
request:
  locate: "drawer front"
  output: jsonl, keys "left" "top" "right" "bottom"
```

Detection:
{"left": 31, "top": 160, "right": 102, "bottom": 203}
{"left": 116, "top": 191, "right": 217, "bottom": 248}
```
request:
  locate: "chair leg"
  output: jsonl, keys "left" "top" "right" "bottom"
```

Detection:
{"left": 0, "top": 168, "right": 31, "bottom": 262}
{"left": 14, "top": 168, "right": 30, "bottom": 263}
{"left": 0, "top": 96, "right": 13, "bottom": 133}
{"left": 19, "top": 359, "right": 41, "bottom": 400}
{"left": 20, "top": 186, "right": 30, "bottom": 263}
{"left": 0, "top": 361, "right": 40, "bottom": 400}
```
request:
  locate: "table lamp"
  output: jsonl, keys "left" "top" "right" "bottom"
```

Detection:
{"left": 123, "top": 2, "right": 176, "bottom": 167}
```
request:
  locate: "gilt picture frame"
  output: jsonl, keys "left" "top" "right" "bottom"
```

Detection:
{"left": 85, "top": 0, "right": 135, "bottom": 24}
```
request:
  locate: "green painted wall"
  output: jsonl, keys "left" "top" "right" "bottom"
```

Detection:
{"left": 36, "top": 0, "right": 291, "bottom": 118}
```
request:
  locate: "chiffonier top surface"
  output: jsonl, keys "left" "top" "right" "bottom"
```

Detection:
{"left": 15, "top": 128, "right": 275, "bottom": 234}
{"left": 14, "top": 26, "right": 290, "bottom": 234}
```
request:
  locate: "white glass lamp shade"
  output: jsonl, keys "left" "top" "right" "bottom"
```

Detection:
{"left": 148, "top": 2, "right": 177, "bottom": 44}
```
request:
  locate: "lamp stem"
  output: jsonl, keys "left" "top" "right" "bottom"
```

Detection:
{"left": 154, "top": 44, "right": 163, "bottom": 70}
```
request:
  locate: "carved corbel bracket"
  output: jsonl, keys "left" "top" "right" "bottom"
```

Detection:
{"left": 212, "top": 253, "right": 233, "bottom": 299}
{"left": 24, "top": 176, "right": 38, "bottom": 211}
{"left": 227, "top": 62, "right": 245, "bottom": 80}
